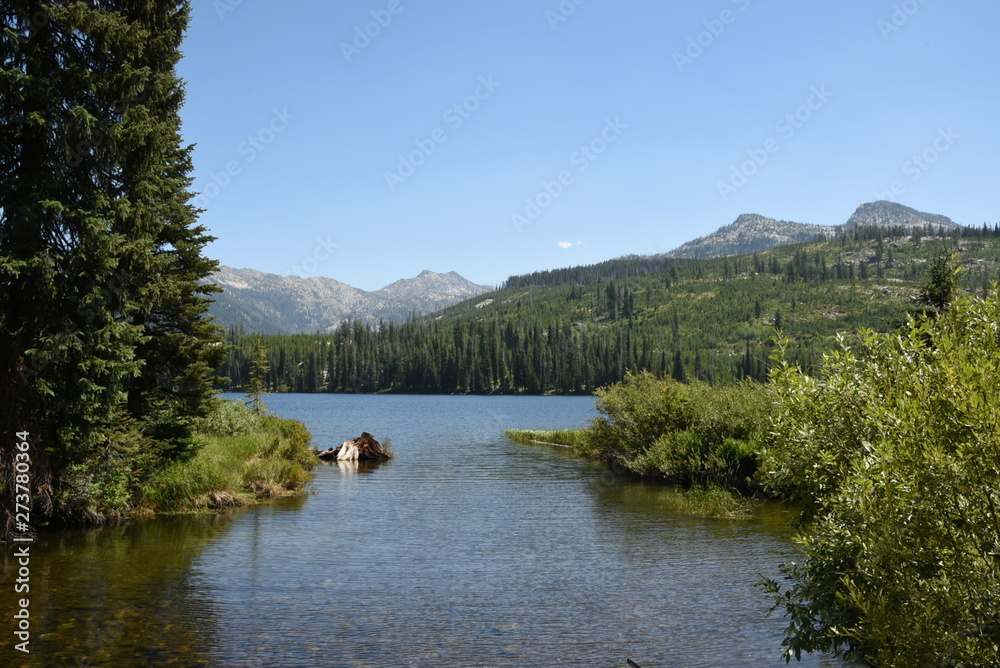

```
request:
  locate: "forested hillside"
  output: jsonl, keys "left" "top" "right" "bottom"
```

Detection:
{"left": 217, "top": 223, "right": 1000, "bottom": 394}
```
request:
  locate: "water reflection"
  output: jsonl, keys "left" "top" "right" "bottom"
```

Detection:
{"left": 329, "top": 459, "right": 390, "bottom": 475}
{"left": 4, "top": 518, "right": 226, "bottom": 667}
{"left": 4, "top": 395, "right": 852, "bottom": 667}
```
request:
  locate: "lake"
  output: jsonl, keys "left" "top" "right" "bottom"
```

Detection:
{"left": 6, "top": 394, "right": 844, "bottom": 667}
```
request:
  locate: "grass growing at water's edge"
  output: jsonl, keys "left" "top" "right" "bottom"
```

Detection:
{"left": 504, "top": 428, "right": 588, "bottom": 447}
{"left": 509, "top": 423, "right": 759, "bottom": 519}
{"left": 507, "top": 374, "right": 773, "bottom": 520}
{"left": 656, "top": 485, "right": 758, "bottom": 520}
{"left": 137, "top": 398, "right": 317, "bottom": 514}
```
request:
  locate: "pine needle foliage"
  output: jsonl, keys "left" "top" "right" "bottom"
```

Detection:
{"left": 1, "top": 1, "right": 224, "bottom": 525}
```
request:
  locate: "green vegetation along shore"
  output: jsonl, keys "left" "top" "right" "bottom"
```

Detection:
{"left": 510, "top": 283, "right": 1000, "bottom": 666}
{"left": 505, "top": 374, "right": 767, "bottom": 521}
{"left": 507, "top": 427, "right": 758, "bottom": 519}
{"left": 50, "top": 398, "right": 317, "bottom": 526}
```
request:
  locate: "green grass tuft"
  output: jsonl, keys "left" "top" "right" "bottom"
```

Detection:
{"left": 657, "top": 485, "right": 758, "bottom": 519}
{"left": 504, "top": 428, "right": 588, "bottom": 447}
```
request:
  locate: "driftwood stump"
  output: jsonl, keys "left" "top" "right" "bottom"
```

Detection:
{"left": 315, "top": 432, "right": 393, "bottom": 462}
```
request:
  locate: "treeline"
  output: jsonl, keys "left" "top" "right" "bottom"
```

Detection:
{"left": 502, "top": 254, "right": 693, "bottom": 290}
{"left": 218, "top": 317, "right": 760, "bottom": 395}
{"left": 217, "top": 229, "right": 1000, "bottom": 395}
{"left": 501, "top": 223, "right": 1000, "bottom": 291}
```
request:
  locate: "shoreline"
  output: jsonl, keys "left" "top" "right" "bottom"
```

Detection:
{"left": 505, "top": 427, "right": 761, "bottom": 520}
{"left": 4, "top": 400, "right": 319, "bottom": 538}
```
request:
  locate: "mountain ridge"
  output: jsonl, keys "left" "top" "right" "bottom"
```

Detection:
{"left": 210, "top": 201, "right": 968, "bottom": 334}
{"left": 665, "top": 200, "right": 960, "bottom": 260}
{"left": 208, "top": 267, "right": 491, "bottom": 334}
{"left": 844, "top": 201, "right": 959, "bottom": 229}
{"left": 664, "top": 213, "right": 836, "bottom": 259}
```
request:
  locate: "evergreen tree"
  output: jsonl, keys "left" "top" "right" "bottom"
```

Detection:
{"left": 917, "top": 250, "right": 960, "bottom": 315}
{"left": 1, "top": 1, "right": 222, "bottom": 523}
{"left": 671, "top": 347, "right": 687, "bottom": 383}
{"left": 246, "top": 334, "right": 271, "bottom": 415}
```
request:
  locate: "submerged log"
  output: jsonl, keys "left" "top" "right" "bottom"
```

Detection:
{"left": 315, "top": 432, "right": 393, "bottom": 462}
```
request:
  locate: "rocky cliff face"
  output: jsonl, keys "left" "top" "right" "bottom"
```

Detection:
{"left": 207, "top": 267, "right": 491, "bottom": 334}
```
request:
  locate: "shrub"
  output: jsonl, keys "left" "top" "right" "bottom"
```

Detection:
{"left": 196, "top": 396, "right": 263, "bottom": 436}
{"left": 584, "top": 371, "right": 767, "bottom": 492}
{"left": 761, "top": 290, "right": 1000, "bottom": 666}
{"left": 586, "top": 371, "right": 694, "bottom": 461}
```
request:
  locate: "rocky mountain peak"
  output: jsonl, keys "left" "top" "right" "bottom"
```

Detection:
{"left": 845, "top": 201, "right": 959, "bottom": 230}
{"left": 665, "top": 200, "right": 962, "bottom": 259}
{"left": 665, "top": 214, "right": 835, "bottom": 259}
{"left": 206, "top": 267, "right": 490, "bottom": 334}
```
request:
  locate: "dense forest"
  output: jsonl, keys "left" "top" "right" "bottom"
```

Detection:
{"left": 217, "top": 223, "right": 1000, "bottom": 394}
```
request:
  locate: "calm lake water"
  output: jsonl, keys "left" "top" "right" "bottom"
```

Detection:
{"left": 5, "top": 394, "right": 844, "bottom": 667}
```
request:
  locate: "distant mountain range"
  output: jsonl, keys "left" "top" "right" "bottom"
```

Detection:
{"left": 665, "top": 201, "right": 960, "bottom": 259}
{"left": 209, "top": 201, "right": 965, "bottom": 333}
{"left": 208, "top": 267, "right": 491, "bottom": 334}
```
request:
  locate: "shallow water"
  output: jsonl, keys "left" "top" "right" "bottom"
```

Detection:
{"left": 3, "top": 394, "right": 844, "bottom": 666}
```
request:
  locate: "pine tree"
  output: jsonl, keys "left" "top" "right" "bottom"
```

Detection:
{"left": 1, "top": 1, "right": 223, "bottom": 522}
{"left": 246, "top": 334, "right": 271, "bottom": 415}
{"left": 917, "top": 250, "right": 960, "bottom": 316}
{"left": 671, "top": 347, "right": 687, "bottom": 383}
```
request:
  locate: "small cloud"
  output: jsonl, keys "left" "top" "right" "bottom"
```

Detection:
{"left": 557, "top": 241, "right": 574, "bottom": 249}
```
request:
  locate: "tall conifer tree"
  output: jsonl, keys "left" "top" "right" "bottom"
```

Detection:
{"left": 1, "top": 1, "right": 223, "bottom": 524}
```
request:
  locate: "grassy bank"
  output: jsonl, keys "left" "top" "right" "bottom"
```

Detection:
{"left": 138, "top": 398, "right": 317, "bottom": 514}
{"left": 49, "top": 397, "right": 318, "bottom": 525}
{"left": 504, "top": 428, "right": 588, "bottom": 448}
{"left": 654, "top": 485, "right": 757, "bottom": 519}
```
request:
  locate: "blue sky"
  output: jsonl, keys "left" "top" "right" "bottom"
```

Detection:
{"left": 177, "top": 0, "right": 999, "bottom": 291}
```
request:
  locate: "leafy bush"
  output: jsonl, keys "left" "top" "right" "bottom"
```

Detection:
{"left": 196, "top": 396, "right": 264, "bottom": 436}
{"left": 585, "top": 371, "right": 767, "bottom": 491}
{"left": 761, "top": 290, "right": 1000, "bottom": 666}
{"left": 587, "top": 371, "right": 695, "bottom": 461}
